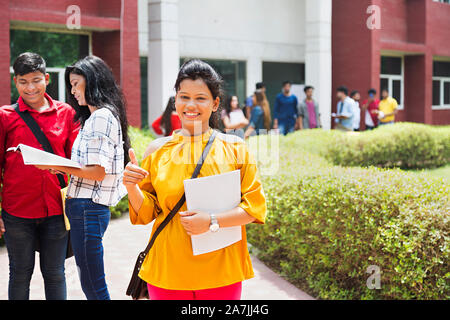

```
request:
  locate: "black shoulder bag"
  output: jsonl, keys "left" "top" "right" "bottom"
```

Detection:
{"left": 126, "top": 130, "right": 217, "bottom": 300}
{"left": 14, "top": 103, "right": 74, "bottom": 259}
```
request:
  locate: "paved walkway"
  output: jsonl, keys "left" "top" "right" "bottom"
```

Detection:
{"left": 0, "top": 214, "right": 314, "bottom": 300}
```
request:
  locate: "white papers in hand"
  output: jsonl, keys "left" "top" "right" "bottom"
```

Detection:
{"left": 7, "top": 144, "right": 81, "bottom": 168}
{"left": 183, "top": 169, "right": 242, "bottom": 256}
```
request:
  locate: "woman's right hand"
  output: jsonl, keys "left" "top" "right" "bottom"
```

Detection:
{"left": 123, "top": 148, "right": 149, "bottom": 187}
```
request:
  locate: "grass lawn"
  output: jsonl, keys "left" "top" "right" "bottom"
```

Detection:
{"left": 412, "top": 164, "right": 450, "bottom": 183}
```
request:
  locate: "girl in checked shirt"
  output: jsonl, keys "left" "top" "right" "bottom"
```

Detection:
{"left": 35, "top": 56, "right": 131, "bottom": 300}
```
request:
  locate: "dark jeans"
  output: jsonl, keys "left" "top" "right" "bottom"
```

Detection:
{"left": 278, "top": 119, "right": 296, "bottom": 136}
{"left": 2, "top": 209, "right": 68, "bottom": 300}
{"left": 66, "top": 198, "right": 110, "bottom": 300}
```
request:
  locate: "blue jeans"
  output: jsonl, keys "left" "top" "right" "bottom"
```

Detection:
{"left": 66, "top": 198, "right": 111, "bottom": 300}
{"left": 379, "top": 121, "right": 394, "bottom": 126}
{"left": 277, "top": 119, "right": 296, "bottom": 136}
{"left": 2, "top": 209, "right": 68, "bottom": 300}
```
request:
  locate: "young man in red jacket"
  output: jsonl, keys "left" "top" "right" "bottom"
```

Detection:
{"left": 0, "top": 52, "right": 79, "bottom": 300}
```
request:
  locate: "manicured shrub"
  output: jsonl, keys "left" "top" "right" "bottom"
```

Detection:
{"left": 110, "top": 126, "right": 154, "bottom": 219}
{"left": 247, "top": 130, "right": 449, "bottom": 299}
{"left": 324, "top": 122, "right": 450, "bottom": 170}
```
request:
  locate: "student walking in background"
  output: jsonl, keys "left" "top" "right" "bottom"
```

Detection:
{"left": 34, "top": 56, "right": 131, "bottom": 300}
{"left": 273, "top": 81, "right": 298, "bottom": 135}
{"left": 244, "top": 91, "right": 272, "bottom": 139}
{"left": 360, "top": 88, "right": 379, "bottom": 130}
{"left": 245, "top": 82, "right": 265, "bottom": 119}
{"left": 221, "top": 95, "right": 249, "bottom": 138}
{"left": 376, "top": 88, "right": 398, "bottom": 126}
{"left": 0, "top": 52, "right": 79, "bottom": 300}
{"left": 297, "top": 85, "right": 321, "bottom": 130}
{"left": 350, "top": 90, "right": 361, "bottom": 132}
{"left": 332, "top": 86, "right": 354, "bottom": 131}
{"left": 123, "top": 59, "right": 266, "bottom": 300}
{"left": 152, "top": 96, "right": 181, "bottom": 136}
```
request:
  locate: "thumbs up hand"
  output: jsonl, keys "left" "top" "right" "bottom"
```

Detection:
{"left": 129, "top": 148, "right": 138, "bottom": 165}
{"left": 123, "top": 148, "right": 149, "bottom": 187}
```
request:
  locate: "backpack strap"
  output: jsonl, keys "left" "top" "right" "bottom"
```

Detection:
{"left": 14, "top": 103, "right": 67, "bottom": 188}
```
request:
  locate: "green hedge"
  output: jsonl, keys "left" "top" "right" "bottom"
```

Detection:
{"left": 324, "top": 122, "right": 450, "bottom": 170}
{"left": 247, "top": 128, "right": 449, "bottom": 299}
{"left": 110, "top": 126, "right": 154, "bottom": 219}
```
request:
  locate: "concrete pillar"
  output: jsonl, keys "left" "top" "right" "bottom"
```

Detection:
{"left": 304, "top": 0, "right": 332, "bottom": 129}
{"left": 246, "top": 57, "right": 263, "bottom": 98}
{"left": 147, "top": 0, "right": 180, "bottom": 126}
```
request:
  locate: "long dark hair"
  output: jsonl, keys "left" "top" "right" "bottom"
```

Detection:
{"left": 161, "top": 96, "right": 176, "bottom": 136}
{"left": 254, "top": 91, "right": 272, "bottom": 131}
{"left": 174, "top": 59, "right": 223, "bottom": 129}
{"left": 65, "top": 55, "right": 131, "bottom": 165}
{"left": 224, "top": 95, "right": 239, "bottom": 117}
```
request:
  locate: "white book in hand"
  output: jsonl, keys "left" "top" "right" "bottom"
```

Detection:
{"left": 7, "top": 144, "right": 81, "bottom": 168}
{"left": 183, "top": 169, "right": 242, "bottom": 256}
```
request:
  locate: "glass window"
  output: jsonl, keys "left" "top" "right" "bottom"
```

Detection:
{"left": 140, "top": 57, "right": 148, "bottom": 128}
{"left": 10, "top": 29, "right": 90, "bottom": 103}
{"left": 444, "top": 81, "right": 450, "bottom": 105}
{"left": 46, "top": 72, "right": 59, "bottom": 101}
{"left": 380, "top": 78, "right": 389, "bottom": 93}
{"left": 432, "top": 61, "right": 450, "bottom": 108}
{"left": 10, "top": 29, "right": 89, "bottom": 68}
{"left": 392, "top": 80, "right": 401, "bottom": 105}
{"left": 180, "top": 58, "right": 247, "bottom": 107}
{"left": 433, "top": 61, "right": 450, "bottom": 77}
{"left": 381, "top": 57, "right": 402, "bottom": 75}
{"left": 433, "top": 80, "right": 441, "bottom": 106}
{"left": 262, "top": 62, "right": 305, "bottom": 115}
{"left": 10, "top": 73, "right": 18, "bottom": 104}
{"left": 380, "top": 56, "right": 403, "bottom": 108}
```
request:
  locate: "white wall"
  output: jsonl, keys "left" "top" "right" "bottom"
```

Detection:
{"left": 178, "top": 0, "right": 306, "bottom": 97}
{"left": 178, "top": 0, "right": 305, "bottom": 46}
{"left": 139, "top": 0, "right": 332, "bottom": 128}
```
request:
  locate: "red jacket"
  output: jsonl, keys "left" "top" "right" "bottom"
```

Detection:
{"left": 152, "top": 113, "right": 181, "bottom": 136}
{"left": 0, "top": 93, "right": 79, "bottom": 219}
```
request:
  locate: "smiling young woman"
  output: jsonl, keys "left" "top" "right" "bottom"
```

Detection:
{"left": 123, "top": 59, "right": 267, "bottom": 300}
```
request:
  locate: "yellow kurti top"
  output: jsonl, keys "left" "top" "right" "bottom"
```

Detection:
{"left": 129, "top": 128, "right": 267, "bottom": 290}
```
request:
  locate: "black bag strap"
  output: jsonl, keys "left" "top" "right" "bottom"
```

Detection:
{"left": 139, "top": 130, "right": 217, "bottom": 259}
{"left": 14, "top": 103, "right": 67, "bottom": 188}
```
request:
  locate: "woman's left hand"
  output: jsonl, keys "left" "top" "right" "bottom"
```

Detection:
{"left": 179, "top": 211, "right": 211, "bottom": 236}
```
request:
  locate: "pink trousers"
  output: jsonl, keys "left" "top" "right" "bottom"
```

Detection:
{"left": 147, "top": 282, "right": 242, "bottom": 300}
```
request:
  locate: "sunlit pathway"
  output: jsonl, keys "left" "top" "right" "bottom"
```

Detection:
{"left": 0, "top": 214, "right": 314, "bottom": 300}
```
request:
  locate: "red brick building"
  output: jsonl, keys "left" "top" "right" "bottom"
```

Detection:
{"left": 332, "top": 0, "right": 450, "bottom": 128}
{"left": 0, "top": 0, "right": 141, "bottom": 127}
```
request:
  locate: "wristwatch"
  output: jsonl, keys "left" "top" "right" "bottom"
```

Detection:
{"left": 209, "top": 214, "right": 219, "bottom": 233}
